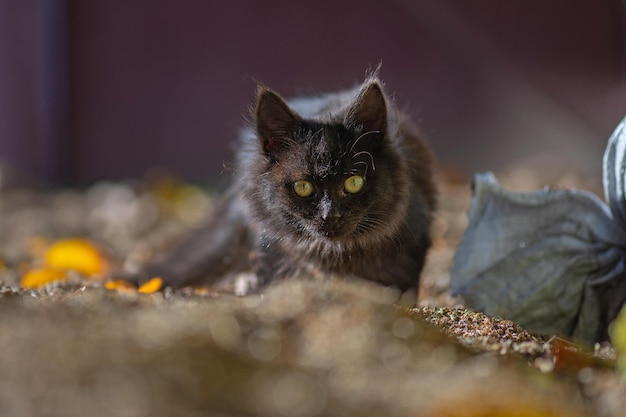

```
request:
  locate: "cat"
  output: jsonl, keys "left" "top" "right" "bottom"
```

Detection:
{"left": 138, "top": 74, "right": 437, "bottom": 295}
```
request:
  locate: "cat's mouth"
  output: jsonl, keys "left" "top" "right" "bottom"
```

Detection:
{"left": 320, "top": 228, "right": 344, "bottom": 239}
{"left": 296, "top": 217, "right": 357, "bottom": 242}
{"left": 316, "top": 220, "right": 354, "bottom": 240}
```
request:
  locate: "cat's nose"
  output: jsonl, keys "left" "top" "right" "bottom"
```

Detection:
{"left": 319, "top": 196, "right": 341, "bottom": 221}
{"left": 322, "top": 210, "right": 341, "bottom": 221}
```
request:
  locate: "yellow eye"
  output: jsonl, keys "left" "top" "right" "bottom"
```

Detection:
{"left": 344, "top": 175, "right": 364, "bottom": 194}
{"left": 294, "top": 180, "right": 314, "bottom": 197}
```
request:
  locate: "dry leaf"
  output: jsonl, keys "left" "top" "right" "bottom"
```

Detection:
{"left": 45, "top": 238, "right": 108, "bottom": 277}
{"left": 21, "top": 268, "right": 66, "bottom": 289}
{"left": 138, "top": 277, "right": 163, "bottom": 293}
{"left": 104, "top": 279, "right": 137, "bottom": 292}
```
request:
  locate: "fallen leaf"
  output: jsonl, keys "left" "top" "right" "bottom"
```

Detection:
{"left": 45, "top": 238, "right": 108, "bottom": 277}
{"left": 21, "top": 268, "right": 66, "bottom": 289}
{"left": 138, "top": 277, "right": 163, "bottom": 293}
{"left": 192, "top": 286, "right": 211, "bottom": 295}
{"left": 104, "top": 279, "right": 137, "bottom": 292}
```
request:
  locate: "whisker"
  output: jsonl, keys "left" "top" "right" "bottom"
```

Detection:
{"left": 354, "top": 217, "right": 404, "bottom": 253}
{"left": 348, "top": 130, "right": 380, "bottom": 154}
{"left": 352, "top": 151, "right": 376, "bottom": 172}
{"left": 353, "top": 161, "right": 369, "bottom": 178}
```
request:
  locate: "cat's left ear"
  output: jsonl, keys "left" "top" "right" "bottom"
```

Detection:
{"left": 344, "top": 80, "right": 388, "bottom": 136}
{"left": 255, "top": 87, "right": 299, "bottom": 158}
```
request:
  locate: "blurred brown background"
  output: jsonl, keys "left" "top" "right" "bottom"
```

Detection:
{"left": 1, "top": 0, "right": 624, "bottom": 187}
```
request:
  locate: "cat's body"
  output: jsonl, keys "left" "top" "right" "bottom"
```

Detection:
{"left": 141, "top": 76, "right": 437, "bottom": 294}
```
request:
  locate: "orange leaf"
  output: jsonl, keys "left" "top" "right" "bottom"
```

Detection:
{"left": 104, "top": 279, "right": 137, "bottom": 292}
{"left": 138, "top": 277, "right": 163, "bottom": 294}
{"left": 45, "top": 238, "right": 108, "bottom": 277}
{"left": 21, "top": 268, "right": 66, "bottom": 289}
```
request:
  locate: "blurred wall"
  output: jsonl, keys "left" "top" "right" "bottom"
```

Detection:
{"left": 1, "top": 0, "right": 625, "bottom": 186}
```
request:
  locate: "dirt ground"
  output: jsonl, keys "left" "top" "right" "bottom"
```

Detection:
{"left": 0, "top": 170, "right": 624, "bottom": 417}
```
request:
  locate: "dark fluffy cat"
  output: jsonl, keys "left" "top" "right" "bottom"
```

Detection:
{"left": 140, "top": 75, "right": 437, "bottom": 294}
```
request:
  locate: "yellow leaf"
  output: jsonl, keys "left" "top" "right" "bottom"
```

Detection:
{"left": 21, "top": 268, "right": 66, "bottom": 289}
{"left": 45, "top": 238, "right": 108, "bottom": 277}
{"left": 138, "top": 277, "right": 163, "bottom": 294}
{"left": 104, "top": 279, "right": 137, "bottom": 292}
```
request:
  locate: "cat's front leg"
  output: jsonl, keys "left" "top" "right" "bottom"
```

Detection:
{"left": 233, "top": 272, "right": 261, "bottom": 296}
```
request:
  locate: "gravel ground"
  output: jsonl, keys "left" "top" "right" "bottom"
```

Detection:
{"left": 0, "top": 174, "right": 624, "bottom": 417}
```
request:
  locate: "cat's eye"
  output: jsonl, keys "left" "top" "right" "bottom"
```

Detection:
{"left": 293, "top": 180, "right": 315, "bottom": 198}
{"left": 344, "top": 175, "right": 365, "bottom": 194}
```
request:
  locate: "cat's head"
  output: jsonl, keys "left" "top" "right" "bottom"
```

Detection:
{"left": 245, "top": 78, "right": 410, "bottom": 253}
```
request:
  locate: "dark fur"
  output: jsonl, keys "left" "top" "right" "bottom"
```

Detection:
{"left": 141, "top": 76, "right": 437, "bottom": 293}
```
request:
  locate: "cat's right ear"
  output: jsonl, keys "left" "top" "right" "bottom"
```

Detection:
{"left": 255, "top": 87, "right": 299, "bottom": 158}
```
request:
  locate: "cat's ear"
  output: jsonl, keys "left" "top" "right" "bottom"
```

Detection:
{"left": 344, "top": 80, "right": 388, "bottom": 135}
{"left": 255, "top": 87, "right": 299, "bottom": 157}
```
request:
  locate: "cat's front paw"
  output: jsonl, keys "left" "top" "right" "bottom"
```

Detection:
{"left": 233, "top": 272, "right": 260, "bottom": 296}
